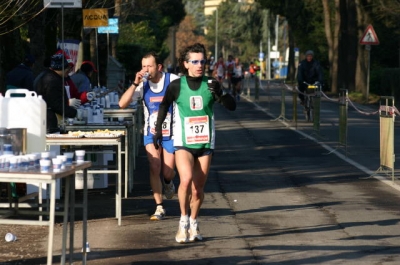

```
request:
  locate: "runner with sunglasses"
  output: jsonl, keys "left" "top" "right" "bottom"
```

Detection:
{"left": 153, "top": 43, "right": 236, "bottom": 243}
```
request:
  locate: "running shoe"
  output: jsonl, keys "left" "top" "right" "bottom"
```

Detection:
{"left": 163, "top": 179, "right": 175, "bottom": 199}
{"left": 189, "top": 221, "right": 203, "bottom": 242}
{"left": 150, "top": 205, "right": 166, "bottom": 221}
{"left": 175, "top": 221, "right": 189, "bottom": 243}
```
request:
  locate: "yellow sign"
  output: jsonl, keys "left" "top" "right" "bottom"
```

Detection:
{"left": 82, "top": 8, "right": 108, "bottom": 28}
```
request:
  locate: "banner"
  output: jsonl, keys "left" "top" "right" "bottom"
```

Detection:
{"left": 57, "top": 39, "right": 80, "bottom": 73}
{"left": 83, "top": 8, "right": 108, "bottom": 28}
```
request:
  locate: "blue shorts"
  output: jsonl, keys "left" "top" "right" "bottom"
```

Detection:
{"left": 143, "top": 135, "right": 174, "bottom": 154}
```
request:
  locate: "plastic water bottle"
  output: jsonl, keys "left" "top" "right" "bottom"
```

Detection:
{"left": 142, "top": 72, "right": 149, "bottom": 83}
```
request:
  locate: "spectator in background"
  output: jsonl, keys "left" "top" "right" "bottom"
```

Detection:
{"left": 225, "top": 55, "right": 235, "bottom": 93}
{"left": 33, "top": 57, "right": 52, "bottom": 89}
{"left": 70, "top": 61, "right": 97, "bottom": 93}
{"left": 231, "top": 57, "right": 244, "bottom": 101}
{"left": 35, "top": 50, "right": 79, "bottom": 133}
{"left": 207, "top": 56, "right": 215, "bottom": 77}
{"left": 213, "top": 56, "right": 225, "bottom": 87}
{"left": 249, "top": 61, "right": 260, "bottom": 78}
{"left": 5, "top": 54, "right": 35, "bottom": 91}
{"left": 167, "top": 61, "right": 174, "bottom": 73}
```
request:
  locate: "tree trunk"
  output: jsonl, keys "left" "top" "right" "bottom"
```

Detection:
{"left": 287, "top": 25, "right": 296, "bottom": 82}
{"left": 355, "top": 0, "right": 370, "bottom": 96}
{"left": 322, "top": 0, "right": 340, "bottom": 94}
{"left": 338, "top": 0, "right": 357, "bottom": 92}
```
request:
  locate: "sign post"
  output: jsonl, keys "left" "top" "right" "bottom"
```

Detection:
{"left": 98, "top": 18, "right": 119, "bottom": 65}
{"left": 83, "top": 8, "right": 109, "bottom": 87}
{"left": 359, "top": 24, "right": 379, "bottom": 103}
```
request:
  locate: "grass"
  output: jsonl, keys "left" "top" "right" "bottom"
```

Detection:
{"left": 348, "top": 91, "right": 380, "bottom": 105}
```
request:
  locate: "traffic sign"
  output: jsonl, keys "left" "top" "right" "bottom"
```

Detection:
{"left": 43, "top": 0, "right": 82, "bottom": 8}
{"left": 98, "top": 18, "right": 119, "bottom": 34}
{"left": 359, "top": 25, "right": 379, "bottom": 45}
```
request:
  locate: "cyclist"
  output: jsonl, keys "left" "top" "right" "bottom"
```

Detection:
{"left": 297, "top": 50, "right": 323, "bottom": 105}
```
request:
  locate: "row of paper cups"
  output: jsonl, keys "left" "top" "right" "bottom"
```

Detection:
{"left": 0, "top": 150, "right": 86, "bottom": 173}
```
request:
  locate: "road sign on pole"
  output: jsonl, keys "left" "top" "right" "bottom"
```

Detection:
{"left": 359, "top": 25, "right": 379, "bottom": 45}
{"left": 359, "top": 25, "right": 379, "bottom": 103}
{"left": 43, "top": 0, "right": 82, "bottom": 8}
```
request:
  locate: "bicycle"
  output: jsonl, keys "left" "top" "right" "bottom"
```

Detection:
{"left": 303, "top": 82, "right": 321, "bottom": 122}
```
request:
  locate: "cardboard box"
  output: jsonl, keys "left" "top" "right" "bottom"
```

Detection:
{"left": 75, "top": 153, "right": 111, "bottom": 189}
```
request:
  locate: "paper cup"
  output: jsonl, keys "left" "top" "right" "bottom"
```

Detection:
{"left": 9, "top": 156, "right": 19, "bottom": 171}
{"left": 27, "top": 154, "right": 36, "bottom": 168}
{"left": 39, "top": 159, "right": 51, "bottom": 173}
{"left": 41, "top": 152, "right": 50, "bottom": 161}
{"left": 64, "top": 152, "right": 74, "bottom": 165}
{"left": 5, "top": 233, "right": 17, "bottom": 242}
{"left": 57, "top": 155, "right": 67, "bottom": 169}
{"left": 52, "top": 158, "right": 62, "bottom": 172}
{"left": 75, "top": 150, "right": 85, "bottom": 163}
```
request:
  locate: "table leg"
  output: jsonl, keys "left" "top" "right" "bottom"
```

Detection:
{"left": 117, "top": 142, "right": 122, "bottom": 226}
{"left": 61, "top": 177, "right": 70, "bottom": 265}
{"left": 47, "top": 182, "right": 56, "bottom": 265}
{"left": 69, "top": 175, "right": 76, "bottom": 265}
{"left": 124, "top": 133, "right": 128, "bottom": 198}
{"left": 82, "top": 168, "right": 88, "bottom": 265}
{"left": 39, "top": 182, "right": 43, "bottom": 222}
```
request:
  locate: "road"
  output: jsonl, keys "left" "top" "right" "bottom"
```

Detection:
{"left": 2, "top": 78, "right": 400, "bottom": 265}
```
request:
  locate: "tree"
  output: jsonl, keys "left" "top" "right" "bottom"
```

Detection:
{"left": 321, "top": 0, "right": 340, "bottom": 93}
{"left": 175, "top": 16, "right": 206, "bottom": 56}
{"left": 0, "top": 0, "right": 185, "bottom": 91}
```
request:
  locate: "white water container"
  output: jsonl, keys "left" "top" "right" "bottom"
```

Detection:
{"left": 0, "top": 89, "right": 46, "bottom": 153}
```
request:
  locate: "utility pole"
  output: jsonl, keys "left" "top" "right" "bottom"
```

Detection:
{"left": 215, "top": 8, "right": 218, "bottom": 58}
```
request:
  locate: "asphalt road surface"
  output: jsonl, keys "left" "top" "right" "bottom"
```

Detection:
{"left": 1, "top": 79, "right": 400, "bottom": 265}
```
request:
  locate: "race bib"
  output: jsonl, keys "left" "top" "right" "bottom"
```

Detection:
{"left": 184, "top": 115, "right": 210, "bottom": 144}
{"left": 150, "top": 112, "right": 171, "bottom": 137}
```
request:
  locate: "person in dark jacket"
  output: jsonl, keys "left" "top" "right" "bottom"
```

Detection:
{"left": 5, "top": 54, "right": 35, "bottom": 91}
{"left": 70, "top": 61, "right": 97, "bottom": 93}
{"left": 35, "top": 51, "right": 78, "bottom": 133}
{"left": 297, "top": 50, "right": 323, "bottom": 105}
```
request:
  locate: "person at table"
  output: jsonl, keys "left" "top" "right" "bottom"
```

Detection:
{"left": 35, "top": 50, "right": 80, "bottom": 133}
{"left": 70, "top": 60, "right": 97, "bottom": 93}
{"left": 35, "top": 51, "right": 94, "bottom": 107}
{"left": 119, "top": 51, "right": 180, "bottom": 221}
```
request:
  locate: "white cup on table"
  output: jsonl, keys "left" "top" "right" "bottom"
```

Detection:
{"left": 57, "top": 155, "right": 67, "bottom": 169}
{"left": 39, "top": 159, "right": 51, "bottom": 173}
{"left": 75, "top": 150, "right": 85, "bottom": 163}
{"left": 63, "top": 152, "right": 74, "bottom": 166}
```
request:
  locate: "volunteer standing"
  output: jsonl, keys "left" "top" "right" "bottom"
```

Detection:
{"left": 153, "top": 43, "right": 236, "bottom": 243}
{"left": 119, "top": 52, "right": 179, "bottom": 220}
{"left": 35, "top": 51, "right": 79, "bottom": 133}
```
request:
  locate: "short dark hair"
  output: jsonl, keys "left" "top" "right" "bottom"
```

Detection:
{"left": 143, "top": 51, "right": 163, "bottom": 65}
{"left": 178, "top": 43, "right": 206, "bottom": 75}
{"left": 80, "top": 63, "right": 94, "bottom": 75}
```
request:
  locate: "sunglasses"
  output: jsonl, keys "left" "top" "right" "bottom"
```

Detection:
{"left": 187, "top": 59, "right": 206, "bottom": 65}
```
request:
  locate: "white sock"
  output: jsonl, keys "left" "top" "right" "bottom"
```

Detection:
{"left": 180, "top": 215, "right": 189, "bottom": 223}
{"left": 190, "top": 217, "right": 197, "bottom": 225}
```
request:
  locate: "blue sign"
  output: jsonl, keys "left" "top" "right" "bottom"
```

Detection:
{"left": 98, "top": 18, "right": 119, "bottom": 34}
{"left": 259, "top": 52, "right": 264, "bottom": 59}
